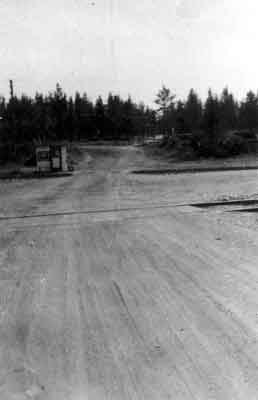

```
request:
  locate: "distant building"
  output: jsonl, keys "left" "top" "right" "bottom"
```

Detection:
{"left": 36, "top": 143, "right": 68, "bottom": 173}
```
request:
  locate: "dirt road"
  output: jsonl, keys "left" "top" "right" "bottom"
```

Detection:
{"left": 1, "top": 146, "right": 258, "bottom": 399}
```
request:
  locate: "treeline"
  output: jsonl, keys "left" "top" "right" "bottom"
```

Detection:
{"left": 156, "top": 86, "right": 258, "bottom": 134}
{"left": 156, "top": 86, "right": 258, "bottom": 156}
{"left": 0, "top": 83, "right": 156, "bottom": 147}
{"left": 1, "top": 83, "right": 258, "bottom": 162}
{"left": 2, "top": 84, "right": 258, "bottom": 145}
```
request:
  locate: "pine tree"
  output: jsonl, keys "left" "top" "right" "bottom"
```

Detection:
{"left": 95, "top": 96, "right": 106, "bottom": 139}
{"left": 239, "top": 91, "right": 258, "bottom": 132}
{"left": 219, "top": 87, "right": 238, "bottom": 131}
{"left": 155, "top": 85, "right": 176, "bottom": 136}
{"left": 203, "top": 89, "right": 220, "bottom": 138}
{"left": 184, "top": 89, "right": 202, "bottom": 133}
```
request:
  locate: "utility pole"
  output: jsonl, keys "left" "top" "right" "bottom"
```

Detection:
{"left": 9, "top": 80, "right": 14, "bottom": 99}
{"left": 9, "top": 80, "right": 16, "bottom": 155}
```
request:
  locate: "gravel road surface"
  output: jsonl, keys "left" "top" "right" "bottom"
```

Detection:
{"left": 1, "top": 146, "right": 258, "bottom": 399}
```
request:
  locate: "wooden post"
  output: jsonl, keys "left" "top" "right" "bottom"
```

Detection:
{"left": 9, "top": 80, "right": 14, "bottom": 99}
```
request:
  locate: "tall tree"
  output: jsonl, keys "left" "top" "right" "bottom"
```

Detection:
{"left": 155, "top": 85, "right": 175, "bottom": 112}
{"left": 184, "top": 89, "right": 202, "bottom": 133}
{"left": 239, "top": 91, "right": 258, "bottom": 131}
{"left": 95, "top": 96, "right": 106, "bottom": 139}
{"left": 219, "top": 87, "right": 238, "bottom": 131}
{"left": 175, "top": 100, "right": 186, "bottom": 134}
{"left": 203, "top": 89, "right": 220, "bottom": 139}
{"left": 155, "top": 85, "right": 176, "bottom": 136}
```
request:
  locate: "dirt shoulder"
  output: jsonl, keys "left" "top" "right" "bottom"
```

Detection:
{"left": 142, "top": 143, "right": 258, "bottom": 171}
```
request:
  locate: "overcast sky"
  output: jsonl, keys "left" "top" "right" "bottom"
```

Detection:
{"left": 0, "top": 0, "right": 257, "bottom": 105}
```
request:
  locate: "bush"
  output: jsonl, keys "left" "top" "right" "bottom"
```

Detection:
{"left": 0, "top": 143, "right": 36, "bottom": 165}
{"left": 191, "top": 133, "right": 214, "bottom": 157}
{"left": 219, "top": 134, "right": 248, "bottom": 156}
{"left": 192, "top": 131, "right": 248, "bottom": 158}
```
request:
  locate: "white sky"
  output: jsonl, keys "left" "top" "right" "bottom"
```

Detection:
{"left": 0, "top": 0, "right": 257, "bottom": 105}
